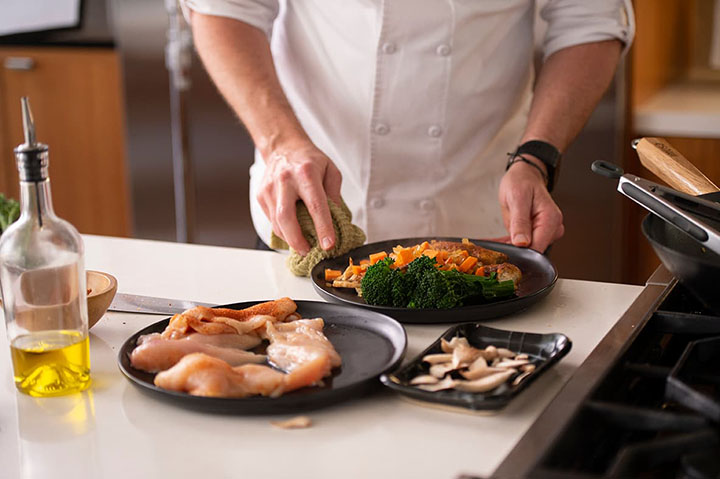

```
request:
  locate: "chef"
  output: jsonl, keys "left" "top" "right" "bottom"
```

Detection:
{"left": 180, "top": 0, "right": 634, "bottom": 254}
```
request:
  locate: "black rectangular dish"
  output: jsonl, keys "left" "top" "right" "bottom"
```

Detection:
{"left": 380, "top": 323, "right": 571, "bottom": 411}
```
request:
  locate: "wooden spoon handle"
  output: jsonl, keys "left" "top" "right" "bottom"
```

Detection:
{"left": 635, "top": 137, "right": 719, "bottom": 195}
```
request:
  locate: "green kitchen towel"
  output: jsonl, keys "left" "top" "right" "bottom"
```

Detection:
{"left": 270, "top": 198, "right": 366, "bottom": 277}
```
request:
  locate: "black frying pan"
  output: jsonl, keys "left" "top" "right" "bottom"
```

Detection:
{"left": 633, "top": 138, "right": 720, "bottom": 313}
{"left": 595, "top": 139, "right": 720, "bottom": 313}
{"left": 643, "top": 211, "right": 720, "bottom": 313}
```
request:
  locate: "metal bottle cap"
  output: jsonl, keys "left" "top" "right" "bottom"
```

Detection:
{"left": 15, "top": 97, "right": 49, "bottom": 181}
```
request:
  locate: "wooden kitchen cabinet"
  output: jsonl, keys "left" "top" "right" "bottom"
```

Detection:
{"left": 623, "top": 0, "right": 720, "bottom": 284}
{"left": 0, "top": 46, "right": 131, "bottom": 237}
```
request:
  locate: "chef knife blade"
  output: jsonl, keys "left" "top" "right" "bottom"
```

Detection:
{"left": 108, "top": 292, "right": 215, "bottom": 314}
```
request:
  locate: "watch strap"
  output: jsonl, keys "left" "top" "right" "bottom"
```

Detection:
{"left": 505, "top": 154, "right": 548, "bottom": 186}
{"left": 512, "top": 140, "right": 561, "bottom": 192}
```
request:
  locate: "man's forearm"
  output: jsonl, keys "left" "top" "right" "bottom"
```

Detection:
{"left": 521, "top": 40, "right": 623, "bottom": 151}
{"left": 190, "top": 12, "right": 310, "bottom": 158}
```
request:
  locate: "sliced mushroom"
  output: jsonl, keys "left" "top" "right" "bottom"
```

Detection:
{"left": 452, "top": 344, "right": 481, "bottom": 368}
{"left": 423, "top": 353, "right": 453, "bottom": 364}
{"left": 429, "top": 363, "right": 456, "bottom": 378}
{"left": 467, "top": 355, "right": 488, "bottom": 372}
{"left": 460, "top": 366, "right": 508, "bottom": 381}
{"left": 496, "top": 359, "right": 530, "bottom": 369}
{"left": 418, "top": 376, "right": 457, "bottom": 392}
{"left": 482, "top": 345, "right": 498, "bottom": 360}
{"left": 446, "top": 336, "right": 471, "bottom": 352}
{"left": 410, "top": 374, "right": 440, "bottom": 385}
{"left": 512, "top": 370, "right": 533, "bottom": 386}
{"left": 455, "top": 369, "right": 516, "bottom": 393}
{"left": 515, "top": 353, "right": 529, "bottom": 360}
{"left": 521, "top": 363, "right": 536, "bottom": 373}
{"left": 497, "top": 348, "right": 516, "bottom": 359}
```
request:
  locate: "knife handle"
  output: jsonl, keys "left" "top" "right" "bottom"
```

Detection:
{"left": 635, "top": 137, "right": 719, "bottom": 196}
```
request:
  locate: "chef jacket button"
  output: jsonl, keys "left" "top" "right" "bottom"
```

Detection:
{"left": 382, "top": 42, "right": 397, "bottom": 54}
{"left": 374, "top": 123, "right": 390, "bottom": 136}
{"left": 370, "top": 198, "right": 385, "bottom": 208}
{"left": 436, "top": 44, "right": 451, "bottom": 56}
{"left": 419, "top": 199, "right": 435, "bottom": 211}
{"left": 427, "top": 125, "right": 443, "bottom": 138}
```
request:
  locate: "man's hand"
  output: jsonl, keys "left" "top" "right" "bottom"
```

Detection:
{"left": 258, "top": 143, "right": 343, "bottom": 255}
{"left": 499, "top": 158, "right": 564, "bottom": 253}
{"left": 501, "top": 39, "right": 620, "bottom": 252}
{"left": 190, "top": 13, "right": 346, "bottom": 255}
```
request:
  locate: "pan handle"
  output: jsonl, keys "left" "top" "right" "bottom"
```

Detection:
{"left": 619, "top": 181, "right": 710, "bottom": 243}
{"left": 634, "top": 138, "right": 719, "bottom": 195}
{"left": 591, "top": 160, "right": 624, "bottom": 179}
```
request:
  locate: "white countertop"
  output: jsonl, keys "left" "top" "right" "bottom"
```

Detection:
{"left": 0, "top": 235, "right": 643, "bottom": 479}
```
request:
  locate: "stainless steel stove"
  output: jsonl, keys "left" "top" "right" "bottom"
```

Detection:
{"left": 490, "top": 266, "right": 720, "bottom": 478}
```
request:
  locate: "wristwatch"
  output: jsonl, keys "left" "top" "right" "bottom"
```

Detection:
{"left": 507, "top": 140, "right": 562, "bottom": 192}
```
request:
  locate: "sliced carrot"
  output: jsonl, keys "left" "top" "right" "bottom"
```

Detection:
{"left": 436, "top": 250, "right": 449, "bottom": 263}
{"left": 415, "top": 241, "right": 430, "bottom": 255}
{"left": 369, "top": 251, "right": 388, "bottom": 265}
{"left": 325, "top": 269, "right": 342, "bottom": 281}
{"left": 352, "top": 265, "right": 363, "bottom": 276}
{"left": 359, "top": 259, "right": 370, "bottom": 266}
{"left": 458, "top": 256, "right": 478, "bottom": 273}
{"left": 423, "top": 248, "right": 438, "bottom": 259}
{"left": 395, "top": 248, "right": 414, "bottom": 267}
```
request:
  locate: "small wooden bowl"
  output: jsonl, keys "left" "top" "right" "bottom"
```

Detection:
{"left": 87, "top": 270, "right": 117, "bottom": 328}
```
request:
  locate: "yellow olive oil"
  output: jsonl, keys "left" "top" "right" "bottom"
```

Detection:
{"left": 10, "top": 330, "right": 90, "bottom": 397}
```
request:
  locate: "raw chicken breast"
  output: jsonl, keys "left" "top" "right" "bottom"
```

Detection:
{"left": 154, "top": 352, "right": 330, "bottom": 398}
{"left": 130, "top": 336, "right": 265, "bottom": 372}
{"left": 162, "top": 297, "right": 298, "bottom": 339}
{"left": 265, "top": 319, "right": 342, "bottom": 373}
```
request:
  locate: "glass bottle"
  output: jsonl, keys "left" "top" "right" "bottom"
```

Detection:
{"left": 0, "top": 97, "right": 90, "bottom": 396}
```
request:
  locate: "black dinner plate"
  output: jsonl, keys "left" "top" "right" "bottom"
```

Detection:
{"left": 117, "top": 300, "right": 407, "bottom": 414}
{"left": 311, "top": 237, "right": 557, "bottom": 324}
{"left": 380, "top": 322, "right": 571, "bottom": 411}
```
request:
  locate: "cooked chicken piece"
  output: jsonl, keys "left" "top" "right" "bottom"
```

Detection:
{"left": 428, "top": 240, "right": 508, "bottom": 265}
{"left": 265, "top": 320, "right": 341, "bottom": 373}
{"left": 130, "top": 335, "right": 266, "bottom": 372}
{"left": 331, "top": 279, "right": 362, "bottom": 289}
{"left": 154, "top": 352, "right": 330, "bottom": 398}
{"left": 161, "top": 297, "right": 297, "bottom": 339}
{"left": 475, "top": 262, "right": 522, "bottom": 288}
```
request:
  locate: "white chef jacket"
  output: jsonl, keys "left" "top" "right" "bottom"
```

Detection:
{"left": 182, "top": 0, "right": 634, "bottom": 247}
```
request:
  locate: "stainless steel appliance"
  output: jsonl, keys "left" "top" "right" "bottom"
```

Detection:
{"left": 490, "top": 266, "right": 720, "bottom": 478}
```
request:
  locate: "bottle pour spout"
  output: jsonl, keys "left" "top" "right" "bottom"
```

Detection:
{"left": 21, "top": 97, "right": 37, "bottom": 147}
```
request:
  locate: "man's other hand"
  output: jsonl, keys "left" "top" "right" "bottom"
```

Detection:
{"left": 499, "top": 158, "right": 564, "bottom": 253}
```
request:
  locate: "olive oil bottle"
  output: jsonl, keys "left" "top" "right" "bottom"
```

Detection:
{"left": 0, "top": 98, "right": 90, "bottom": 396}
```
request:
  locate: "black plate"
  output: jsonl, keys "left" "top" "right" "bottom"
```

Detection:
{"left": 117, "top": 300, "right": 407, "bottom": 414}
{"left": 380, "top": 323, "right": 571, "bottom": 411}
{"left": 311, "top": 237, "right": 557, "bottom": 324}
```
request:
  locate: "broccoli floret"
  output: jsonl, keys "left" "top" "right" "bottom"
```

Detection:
{"left": 360, "top": 257, "right": 395, "bottom": 306}
{"left": 410, "top": 264, "right": 516, "bottom": 309}
{"left": 409, "top": 266, "right": 460, "bottom": 308}
{"left": 361, "top": 254, "right": 516, "bottom": 309}
{"left": 390, "top": 269, "right": 414, "bottom": 307}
